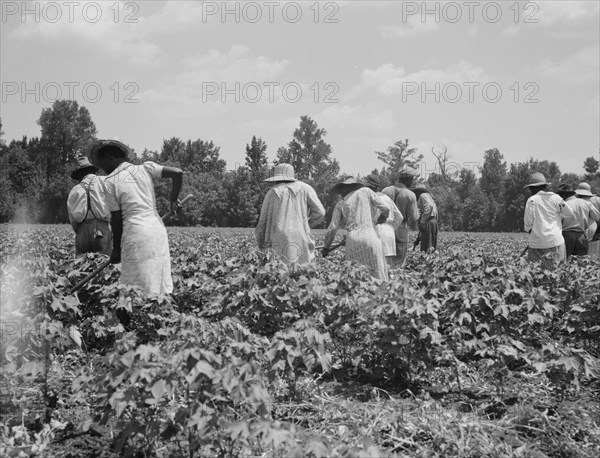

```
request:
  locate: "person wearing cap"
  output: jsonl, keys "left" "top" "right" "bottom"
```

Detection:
{"left": 67, "top": 155, "right": 112, "bottom": 256}
{"left": 523, "top": 172, "right": 573, "bottom": 269}
{"left": 89, "top": 139, "right": 183, "bottom": 296}
{"left": 556, "top": 183, "right": 600, "bottom": 257}
{"left": 255, "top": 163, "right": 326, "bottom": 265}
{"left": 381, "top": 170, "right": 418, "bottom": 266}
{"left": 412, "top": 183, "right": 438, "bottom": 252}
{"left": 322, "top": 178, "right": 390, "bottom": 280}
{"left": 363, "top": 174, "right": 404, "bottom": 266}
{"left": 575, "top": 182, "right": 600, "bottom": 241}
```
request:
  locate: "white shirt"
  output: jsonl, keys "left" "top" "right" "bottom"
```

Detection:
{"left": 524, "top": 191, "right": 573, "bottom": 249}
{"left": 562, "top": 196, "right": 600, "bottom": 232}
{"left": 67, "top": 174, "right": 110, "bottom": 227}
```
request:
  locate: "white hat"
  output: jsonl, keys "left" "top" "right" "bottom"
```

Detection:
{"left": 575, "top": 182, "right": 594, "bottom": 197}
{"left": 264, "top": 163, "right": 296, "bottom": 182}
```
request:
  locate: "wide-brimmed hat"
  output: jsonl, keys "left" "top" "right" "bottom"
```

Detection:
{"left": 88, "top": 139, "right": 131, "bottom": 168}
{"left": 70, "top": 155, "right": 97, "bottom": 180}
{"left": 411, "top": 182, "right": 429, "bottom": 193}
{"left": 397, "top": 168, "right": 415, "bottom": 180}
{"left": 524, "top": 172, "right": 548, "bottom": 188}
{"left": 331, "top": 177, "right": 363, "bottom": 194}
{"left": 575, "top": 182, "right": 594, "bottom": 197}
{"left": 556, "top": 183, "right": 575, "bottom": 197}
{"left": 363, "top": 174, "right": 382, "bottom": 190}
{"left": 264, "top": 163, "right": 296, "bottom": 182}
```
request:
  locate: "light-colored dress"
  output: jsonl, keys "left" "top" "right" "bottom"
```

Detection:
{"left": 324, "top": 187, "right": 389, "bottom": 280}
{"left": 255, "top": 181, "right": 326, "bottom": 265}
{"left": 376, "top": 193, "right": 403, "bottom": 256}
{"left": 103, "top": 161, "right": 173, "bottom": 296}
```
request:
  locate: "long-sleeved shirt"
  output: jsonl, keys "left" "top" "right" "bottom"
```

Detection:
{"left": 67, "top": 174, "right": 110, "bottom": 231}
{"left": 255, "top": 181, "right": 325, "bottom": 265}
{"left": 524, "top": 191, "right": 574, "bottom": 249}
{"left": 382, "top": 184, "right": 418, "bottom": 230}
{"left": 562, "top": 196, "right": 600, "bottom": 232}
{"left": 324, "top": 187, "right": 389, "bottom": 280}
{"left": 417, "top": 192, "right": 438, "bottom": 225}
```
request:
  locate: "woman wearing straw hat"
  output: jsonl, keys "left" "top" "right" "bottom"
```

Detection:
{"left": 363, "top": 174, "right": 403, "bottom": 266}
{"left": 575, "top": 182, "right": 600, "bottom": 241}
{"left": 322, "top": 178, "right": 390, "bottom": 280}
{"left": 255, "top": 163, "right": 326, "bottom": 265}
{"left": 411, "top": 182, "right": 438, "bottom": 253}
{"left": 523, "top": 172, "right": 573, "bottom": 270}
{"left": 89, "top": 139, "right": 183, "bottom": 296}
{"left": 67, "top": 155, "right": 112, "bottom": 256}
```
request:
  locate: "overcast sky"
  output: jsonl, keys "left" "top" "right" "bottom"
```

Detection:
{"left": 1, "top": 0, "right": 599, "bottom": 177}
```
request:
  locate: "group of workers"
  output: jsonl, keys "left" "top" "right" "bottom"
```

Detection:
{"left": 523, "top": 172, "right": 600, "bottom": 270}
{"left": 67, "top": 140, "right": 598, "bottom": 297}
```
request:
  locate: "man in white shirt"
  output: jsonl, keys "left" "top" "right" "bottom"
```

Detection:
{"left": 523, "top": 173, "right": 574, "bottom": 270}
{"left": 557, "top": 183, "right": 600, "bottom": 257}
{"left": 575, "top": 182, "right": 600, "bottom": 241}
{"left": 67, "top": 156, "right": 112, "bottom": 255}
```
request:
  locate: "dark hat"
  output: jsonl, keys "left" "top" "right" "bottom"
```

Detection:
{"left": 363, "top": 174, "right": 382, "bottom": 190}
{"left": 524, "top": 172, "right": 548, "bottom": 188}
{"left": 331, "top": 177, "right": 363, "bottom": 194}
{"left": 89, "top": 139, "right": 131, "bottom": 167}
{"left": 397, "top": 168, "right": 415, "bottom": 179}
{"left": 411, "top": 182, "right": 428, "bottom": 193}
{"left": 70, "top": 155, "right": 97, "bottom": 180}
{"left": 556, "top": 183, "right": 575, "bottom": 197}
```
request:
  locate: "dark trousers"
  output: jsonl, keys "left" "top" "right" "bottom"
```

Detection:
{"left": 76, "top": 220, "right": 112, "bottom": 256}
{"left": 420, "top": 218, "right": 438, "bottom": 252}
{"left": 562, "top": 230, "right": 588, "bottom": 257}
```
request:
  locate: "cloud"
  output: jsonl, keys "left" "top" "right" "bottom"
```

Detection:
{"left": 139, "top": 45, "right": 290, "bottom": 116}
{"left": 8, "top": 1, "right": 163, "bottom": 66}
{"left": 358, "top": 61, "right": 489, "bottom": 97}
{"left": 379, "top": 16, "right": 439, "bottom": 38}
{"left": 318, "top": 104, "right": 395, "bottom": 134}
{"left": 538, "top": 45, "right": 600, "bottom": 84}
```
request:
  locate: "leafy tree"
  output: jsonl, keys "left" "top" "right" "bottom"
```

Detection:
{"left": 37, "top": 100, "right": 97, "bottom": 182}
{"left": 276, "top": 116, "right": 340, "bottom": 181}
{"left": 375, "top": 139, "right": 423, "bottom": 180}
{"left": 245, "top": 136, "right": 268, "bottom": 180}
{"left": 583, "top": 156, "right": 599, "bottom": 176}
{"left": 461, "top": 185, "right": 494, "bottom": 232}
{"left": 457, "top": 168, "right": 477, "bottom": 202}
{"left": 479, "top": 148, "right": 507, "bottom": 201}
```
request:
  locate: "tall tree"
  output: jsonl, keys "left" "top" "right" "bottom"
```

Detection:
{"left": 375, "top": 139, "right": 423, "bottom": 179}
{"left": 245, "top": 135, "right": 268, "bottom": 179}
{"left": 479, "top": 148, "right": 507, "bottom": 201}
{"left": 276, "top": 115, "right": 340, "bottom": 181}
{"left": 583, "top": 156, "right": 599, "bottom": 176}
{"left": 37, "top": 100, "right": 97, "bottom": 183}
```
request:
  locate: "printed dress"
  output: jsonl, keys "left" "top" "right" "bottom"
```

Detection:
{"left": 324, "top": 187, "right": 389, "bottom": 280}
{"left": 255, "top": 181, "right": 326, "bottom": 265}
{"left": 103, "top": 161, "right": 173, "bottom": 296}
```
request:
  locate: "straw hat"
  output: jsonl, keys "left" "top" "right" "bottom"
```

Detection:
{"left": 575, "top": 182, "right": 594, "bottom": 197}
{"left": 331, "top": 177, "right": 363, "bottom": 194}
{"left": 70, "top": 155, "right": 97, "bottom": 180}
{"left": 411, "top": 182, "right": 429, "bottom": 194}
{"left": 88, "top": 139, "right": 131, "bottom": 168}
{"left": 523, "top": 172, "right": 548, "bottom": 188}
{"left": 264, "top": 163, "right": 296, "bottom": 182}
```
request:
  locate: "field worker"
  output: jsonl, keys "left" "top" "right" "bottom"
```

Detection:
{"left": 89, "top": 139, "right": 183, "bottom": 296}
{"left": 255, "top": 163, "right": 326, "bottom": 265}
{"left": 575, "top": 182, "right": 600, "bottom": 241}
{"left": 382, "top": 170, "right": 418, "bottom": 266}
{"left": 67, "top": 155, "right": 112, "bottom": 256}
{"left": 523, "top": 173, "right": 573, "bottom": 270}
{"left": 412, "top": 183, "right": 439, "bottom": 252}
{"left": 363, "top": 174, "right": 403, "bottom": 266}
{"left": 322, "top": 178, "right": 390, "bottom": 280}
{"left": 556, "top": 184, "right": 599, "bottom": 257}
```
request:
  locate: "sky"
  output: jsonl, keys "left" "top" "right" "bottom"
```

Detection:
{"left": 1, "top": 0, "right": 599, "bottom": 179}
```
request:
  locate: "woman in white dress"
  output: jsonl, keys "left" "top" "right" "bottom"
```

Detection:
{"left": 89, "top": 140, "right": 183, "bottom": 296}
{"left": 363, "top": 175, "right": 403, "bottom": 266}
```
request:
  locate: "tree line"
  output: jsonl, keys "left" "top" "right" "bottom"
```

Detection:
{"left": 1, "top": 100, "right": 599, "bottom": 231}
